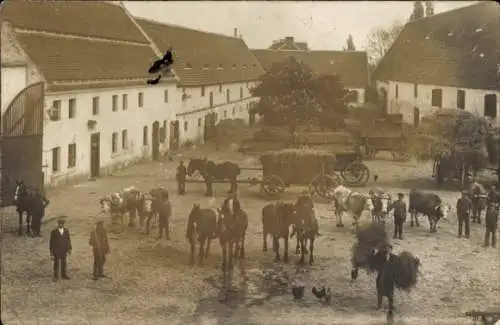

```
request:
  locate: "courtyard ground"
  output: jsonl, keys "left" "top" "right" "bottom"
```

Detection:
{"left": 1, "top": 144, "right": 499, "bottom": 325}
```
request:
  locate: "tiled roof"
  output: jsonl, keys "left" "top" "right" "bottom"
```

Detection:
{"left": 251, "top": 50, "right": 369, "bottom": 89}
{"left": 373, "top": 2, "right": 500, "bottom": 91}
{"left": 14, "top": 33, "right": 158, "bottom": 92}
{"left": 2, "top": 1, "right": 149, "bottom": 44}
{"left": 135, "top": 18, "right": 265, "bottom": 87}
{"left": 2, "top": 1, "right": 173, "bottom": 91}
{"left": 269, "top": 37, "right": 309, "bottom": 50}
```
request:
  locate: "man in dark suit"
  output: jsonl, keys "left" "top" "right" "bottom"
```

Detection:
{"left": 372, "top": 243, "right": 397, "bottom": 312}
{"left": 89, "top": 220, "right": 110, "bottom": 280}
{"left": 49, "top": 218, "right": 72, "bottom": 281}
{"left": 221, "top": 192, "right": 241, "bottom": 220}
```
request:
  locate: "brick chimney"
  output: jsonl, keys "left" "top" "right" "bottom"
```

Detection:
{"left": 284, "top": 36, "right": 294, "bottom": 44}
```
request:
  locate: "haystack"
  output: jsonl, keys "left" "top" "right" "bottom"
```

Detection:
{"left": 393, "top": 251, "right": 420, "bottom": 291}
{"left": 260, "top": 148, "right": 336, "bottom": 185}
{"left": 351, "top": 222, "right": 389, "bottom": 272}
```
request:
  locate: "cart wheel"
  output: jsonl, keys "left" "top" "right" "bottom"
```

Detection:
{"left": 261, "top": 175, "right": 285, "bottom": 196}
{"left": 309, "top": 173, "right": 342, "bottom": 199}
{"left": 341, "top": 161, "right": 371, "bottom": 186}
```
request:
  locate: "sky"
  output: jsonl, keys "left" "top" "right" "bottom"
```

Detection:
{"left": 125, "top": 1, "right": 477, "bottom": 51}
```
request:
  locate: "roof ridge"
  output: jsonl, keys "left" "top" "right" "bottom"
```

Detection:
{"left": 133, "top": 16, "right": 241, "bottom": 41}
{"left": 406, "top": 1, "right": 491, "bottom": 25}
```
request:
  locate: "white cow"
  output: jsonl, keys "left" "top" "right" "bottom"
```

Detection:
{"left": 330, "top": 185, "right": 374, "bottom": 229}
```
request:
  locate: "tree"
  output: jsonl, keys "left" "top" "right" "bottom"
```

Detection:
{"left": 409, "top": 1, "right": 425, "bottom": 21}
{"left": 251, "top": 56, "right": 347, "bottom": 131}
{"left": 425, "top": 1, "right": 435, "bottom": 16}
{"left": 344, "top": 34, "right": 356, "bottom": 51}
{"left": 365, "top": 21, "right": 404, "bottom": 66}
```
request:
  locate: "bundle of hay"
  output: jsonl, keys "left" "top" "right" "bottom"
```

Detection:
{"left": 260, "top": 148, "right": 336, "bottom": 185}
{"left": 215, "top": 119, "right": 253, "bottom": 145}
{"left": 297, "top": 131, "right": 355, "bottom": 145}
{"left": 252, "top": 127, "right": 291, "bottom": 141}
{"left": 351, "top": 222, "right": 389, "bottom": 272}
{"left": 393, "top": 251, "right": 420, "bottom": 291}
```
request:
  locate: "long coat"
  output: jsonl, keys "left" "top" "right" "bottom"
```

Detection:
{"left": 49, "top": 228, "right": 72, "bottom": 257}
{"left": 373, "top": 252, "right": 398, "bottom": 297}
{"left": 89, "top": 226, "right": 110, "bottom": 255}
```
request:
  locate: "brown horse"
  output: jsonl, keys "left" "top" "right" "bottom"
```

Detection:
{"left": 262, "top": 201, "right": 296, "bottom": 262}
{"left": 217, "top": 207, "right": 248, "bottom": 270}
{"left": 186, "top": 204, "right": 217, "bottom": 266}
{"left": 292, "top": 195, "right": 319, "bottom": 265}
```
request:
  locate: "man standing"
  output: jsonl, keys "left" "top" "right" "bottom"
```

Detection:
{"left": 484, "top": 203, "right": 498, "bottom": 248}
{"left": 373, "top": 243, "right": 397, "bottom": 312}
{"left": 221, "top": 192, "right": 241, "bottom": 220}
{"left": 31, "top": 188, "right": 50, "bottom": 237}
{"left": 388, "top": 193, "right": 406, "bottom": 240}
{"left": 157, "top": 195, "right": 172, "bottom": 240}
{"left": 456, "top": 190, "right": 472, "bottom": 238}
{"left": 49, "top": 218, "right": 72, "bottom": 281}
{"left": 487, "top": 185, "right": 499, "bottom": 207}
{"left": 89, "top": 220, "right": 110, "bottom": 280}
{"left": 176, "top": 161, "right": 186, "bottom": 195}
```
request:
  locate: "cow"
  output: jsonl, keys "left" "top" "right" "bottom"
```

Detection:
{"left": 369, "top": 188, "right": 392, "bottom": 224}
{"left": 468, "top": 181, "right": 487, "bottom": 224}
{"left": 100, "top": 192, "right": 126, "bottom": 227}
{"left": 408, "top": 189, "right": 450, "bottom": 233}
{"left": 261, "top": 201, "right": 296, "bottom": 263}
{"left": 292, "top": 195, "right": 319, "bottom": 265}
{"left": 331, "top": 185, "right": 374, "bottom": 230}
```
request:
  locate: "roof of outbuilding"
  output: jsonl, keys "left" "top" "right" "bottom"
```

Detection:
{"left": 251, "top": 49, "right": 369, "bottom": 89}
{"left": 373, "top": 2, "right": 500, "bottom": 91}
{"left": 1, "top": 1, "right": 174, "bottom": 92}
{"left": 2, "top": 1, "right": 149, "bottom": 44}
{"left": 135, "top": 18, "right": 264, "bottom": 87}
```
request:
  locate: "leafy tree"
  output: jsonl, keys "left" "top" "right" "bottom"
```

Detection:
{"left": 344, "top": 34, "right": 356, "bottom": 51}
{"left": 251, "top": 56, "right": 347, "bottom": 131}
{"left": 409, "top": 1, "right": 425, "bottom": 21}
{"left": 365, "top": 21, "right": 404, "bottom": 66}
{"left": 425, "top": 1, "right": 435, "bottom": 16}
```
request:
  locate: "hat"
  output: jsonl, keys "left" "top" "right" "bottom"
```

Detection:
{"left": 461, "top": 190, "right": 469, "bottom": 195}
{"left": 397, "top": 192, "right": 404, "bottom": 197}
{"left": 57, "top": 216, "right": 68, "bottom": 223}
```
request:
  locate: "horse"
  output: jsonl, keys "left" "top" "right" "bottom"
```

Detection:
{"left": 187, "top": 158, "right": 241, "bottom": 196}
{"left": 14, "top": 181, "right": 34, "bottom": 235}
{"left": 292, "top": 195, "right": 319, "bottom": 265}
{"left": 186, "top": 204, "right": 217, "bottom": 266}
{"left": 138, "top": 192, "right": 156, "bottom": 234}
{"left": 100, "top": 193, "right": 126, "bottom": 227}
{"left": 331, "top": 185, "right": 374, "bottom": 230}
{"left": 217, "top": 206, "right": 248, "bottom": 270}
{"left": 261, "top": 201, "right": 296, "bottom": 262}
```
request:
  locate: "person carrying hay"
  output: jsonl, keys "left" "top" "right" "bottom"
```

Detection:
{"left": 373, "top": 243, "right": 397, "bottom": 311}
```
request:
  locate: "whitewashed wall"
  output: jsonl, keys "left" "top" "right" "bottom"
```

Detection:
{"left": 1, "top": 66, "right": 27, "bottom": 113}
{"left": 376, "top": 80, "right": 500, "bottom": 124}
{"left": 175, "top": 81, "right": 259, "bottom": 143}
{"left": 43, "top": 82, "right": 179, "bottom": 186}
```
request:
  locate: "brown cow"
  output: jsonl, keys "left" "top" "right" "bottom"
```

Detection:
{"left": 262, "top": 201, "right": 296, "bottom": 263}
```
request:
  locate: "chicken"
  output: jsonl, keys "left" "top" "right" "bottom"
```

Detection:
{"left": 312, "top": 286, "right": 331, "bottom": 303}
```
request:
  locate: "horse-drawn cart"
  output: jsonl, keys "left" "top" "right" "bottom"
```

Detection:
{"left": 362, "top": 134, "right": 412, "bottom": 162}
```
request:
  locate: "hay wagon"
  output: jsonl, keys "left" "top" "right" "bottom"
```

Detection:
{"left": 362, "top": 134, "right": 412, "bottom": 162}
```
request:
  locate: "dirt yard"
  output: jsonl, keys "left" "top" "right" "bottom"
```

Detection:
{"left": 2, "top": 144, "right": 499, "bottom": 325}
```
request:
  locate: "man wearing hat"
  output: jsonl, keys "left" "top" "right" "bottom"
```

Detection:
{"left": 484, "top": 202, "right": 498, "bottom": 248}
{"left": 373, "top": 243, "right": 397, "bottom": 312}
{"left": 89, "top": 220, "right": 110, "bottom": 280}
{"left": 388, "top": 193, "right": 407, "bottom": 240}
{"left": 456, "top": 190, "right": 472, "bottom": 238}
{"left": 49, "top": 218, "right": 72, "bottom": 281}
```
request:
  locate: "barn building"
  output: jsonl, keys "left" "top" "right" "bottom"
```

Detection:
{"left": 251, "top": 37, "right": 370, "bottom": 105}
{"left": 135, "top": 19, "right": 264, "bottom": 145}
{"left": 372, "top": 2, "right": 500, "bottom": 125}
{"left": 1, "top": 2, "right": 179, "bottom": 187}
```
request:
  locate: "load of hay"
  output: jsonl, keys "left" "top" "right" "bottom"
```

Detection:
{"left": 260, "top": 148, "right": 336, "bottom": 185}
{"left": 393, "top": 251, "right": 420, "bottom": 291}
{"left": 351, "top": 222, "right": 389, "bottom": 272}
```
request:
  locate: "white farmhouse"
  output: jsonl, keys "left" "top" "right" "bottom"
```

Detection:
{"left": 372, "top": 2, "right": 500, "bottom": 125}
{"left": 2, "top": 2, "right": 179, "bottom": 186}
{"left": 252, "top": 37, "right": 370, "bottom": 105}
{"left": 135, "top": 19, "right": 264, "bottom": 145}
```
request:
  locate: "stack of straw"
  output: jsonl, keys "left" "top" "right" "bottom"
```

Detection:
{"left": 351, "top": 222, "right": 389, "bottom": 272}
{"left": 260, "top": 148, "right": 336, "bottom": 185}
{"left": 393, "top": 251, "right": 420, "bottom": 291}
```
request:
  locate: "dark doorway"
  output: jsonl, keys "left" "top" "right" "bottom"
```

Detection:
{"left": 152, "top": 121, "right": 160, "bottom": 161}
{"left": 413, "top": 107, "right": 420, "bottom": 127}
{"left": 90, "top": 133, "right": 100, "bottom": 178}
{"left": 379, "top": 88, "right": 388, "bottom": 115}
{"left": 204, "top": 112, "right": 216, "bottom": 142}
{"left": 170, "top": 120, "right": 180, "bottom": 150}
{"left": 484, "top": 94, "right": 497, "bottom": 118}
